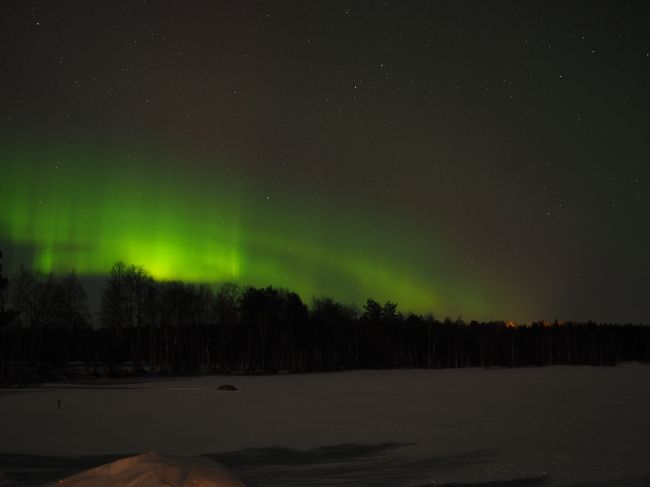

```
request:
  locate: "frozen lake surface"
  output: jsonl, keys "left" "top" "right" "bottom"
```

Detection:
{"left": 0, "top": 365, "right": 649, "bottom": 486}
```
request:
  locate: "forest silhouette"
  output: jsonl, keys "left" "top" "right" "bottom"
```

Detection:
{"left": 0, "top": 261, "right": 648, "bottom": 385}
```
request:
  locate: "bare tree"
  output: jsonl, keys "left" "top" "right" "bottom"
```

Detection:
{"left": 54, "top": 272, "right": 90, "bottom": 330}
{"left": 12, "top": 267, "right": 57, "bottom": 329}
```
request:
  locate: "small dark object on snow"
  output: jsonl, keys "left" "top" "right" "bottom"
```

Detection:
{"left": 218, "top": 384, "right": 237, "bottom": 391}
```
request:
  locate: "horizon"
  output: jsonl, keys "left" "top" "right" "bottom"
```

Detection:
{"left": 1, "top": 255, "right": 648, "bottom": 327}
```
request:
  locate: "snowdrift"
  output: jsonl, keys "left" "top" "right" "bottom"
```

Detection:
{"left": 49, "top": 452, "right": 248, "bottom": 487}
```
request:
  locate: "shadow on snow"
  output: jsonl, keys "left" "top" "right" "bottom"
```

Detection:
{"left": 11, "top": 442, "right": 649, "bottom": 486}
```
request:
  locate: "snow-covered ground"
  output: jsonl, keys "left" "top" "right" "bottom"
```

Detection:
{"left": 0, "top": 365, "right": 649, "bottom": 486}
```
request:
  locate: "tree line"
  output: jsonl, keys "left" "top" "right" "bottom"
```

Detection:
{"left": 0, "top": 262, "right": 648, "bottom": 385}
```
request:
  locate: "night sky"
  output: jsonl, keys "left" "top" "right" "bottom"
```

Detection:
{"left": 1, "top": 1, "right": 649, "bottom": 323}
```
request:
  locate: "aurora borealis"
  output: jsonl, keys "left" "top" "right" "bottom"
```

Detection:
{"left": 2, "top": 2, "right": 649, "bottom": 323}
{"left": 1, "top": 142, "right": 504, "bottom": 319}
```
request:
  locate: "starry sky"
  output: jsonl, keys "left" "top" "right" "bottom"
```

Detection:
{"left": 1, "top": 1, "right": 649, "bottom": 323}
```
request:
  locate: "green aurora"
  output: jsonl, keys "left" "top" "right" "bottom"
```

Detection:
{"left": 0, "top": 143, "right": 525, "bottom": 320}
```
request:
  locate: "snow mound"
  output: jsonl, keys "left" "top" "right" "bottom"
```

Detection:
{"left": 51, "top": 452, "right": 248, "bottom": 487}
